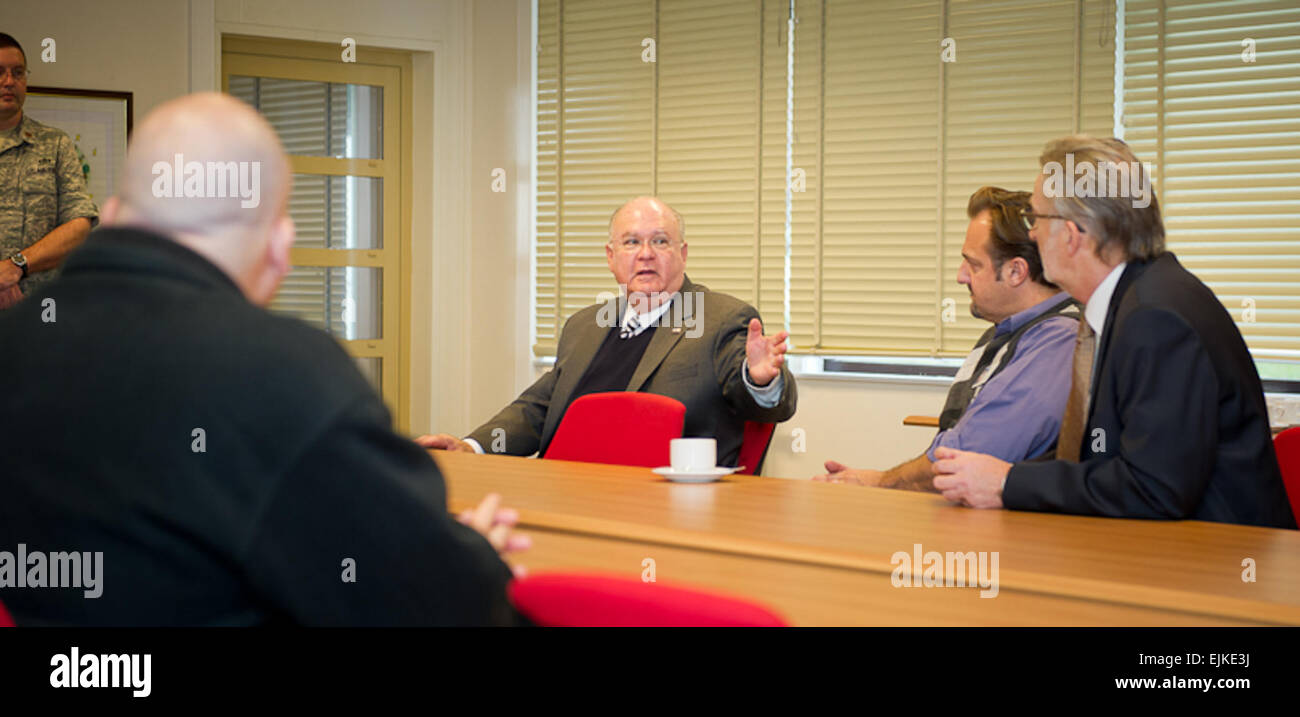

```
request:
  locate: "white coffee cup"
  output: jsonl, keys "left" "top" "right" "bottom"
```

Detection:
{"left": 671, "top": 438, "right": 716, "bottom": 473}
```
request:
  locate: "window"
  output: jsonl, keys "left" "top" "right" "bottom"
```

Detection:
{"left": 223, "top": 37, "right": 413, "bottom": 426}
{"left": 535, "top": 0, "right": 1113, "bottom": 357}
{"left": 1121, "top": 0, "right": 1300, "bottom": 361}
{"left": 536, "top": 0, "right": 1299, "bottom": 375}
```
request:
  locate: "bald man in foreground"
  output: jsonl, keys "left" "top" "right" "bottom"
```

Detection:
{"left": 0, "top": 93, "right": 527, "bottom": 625}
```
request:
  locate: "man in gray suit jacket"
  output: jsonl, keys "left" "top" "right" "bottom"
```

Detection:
{"left": 420, "top": 196, "right": 797, "bottom": 466}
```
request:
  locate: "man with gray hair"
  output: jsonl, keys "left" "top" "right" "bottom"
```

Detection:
{"left": 933, "top": 135, "right": 1295, "bottom": 529}
{"left": 0, "top": 92, "right": 527, "bottom": 624}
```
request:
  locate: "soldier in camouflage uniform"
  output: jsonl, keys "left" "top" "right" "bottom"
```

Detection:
{"left": 0, "top": 33, "right": 98, "bottom": 309}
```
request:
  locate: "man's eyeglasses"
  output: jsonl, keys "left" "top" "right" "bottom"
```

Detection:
{"left": 1020, "top": 207, "right": 1083, "bottom": 232}
{"left": 611, "top": 236, "right": 678, "bottom": 253}
{"left": 0, "top": 67, "right": 27, "bottom": 82}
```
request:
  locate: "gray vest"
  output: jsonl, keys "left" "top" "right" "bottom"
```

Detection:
{"left": 938, "top": 296, "right": 1081, "bottom": 431}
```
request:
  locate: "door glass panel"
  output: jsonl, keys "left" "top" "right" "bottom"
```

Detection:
{"left": 290, "top": 174, "right": 383, "bottom": 249}
{"left": 354, "top": 357, "right": 382, "bottom": 395}
{"left": 229, "top": 75, "right": 383, "bottom": 159}
{"left": 270, "top": 266, "right": 383, "bottom": 340}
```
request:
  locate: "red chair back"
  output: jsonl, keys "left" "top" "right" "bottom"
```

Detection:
{"left": 0, "top": 599, "right": 15, "bottom": 627}
{"left": 508, "top": 572, "right": 788, "bottom": 627}
{"left": 736, "top": 421, "right": 776, "bottom": 475}
{"left": 543, "top": 392, "right": 685, "bottom": 467}
{"left": 1272, "top": 427, "right": 1300, "bottom": 525}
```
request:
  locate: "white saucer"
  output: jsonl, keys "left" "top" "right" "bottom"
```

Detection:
{"left": 651, "top": 466, "right": 741, "bottom": 483}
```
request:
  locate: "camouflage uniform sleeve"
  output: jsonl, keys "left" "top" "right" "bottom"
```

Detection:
{"left": 53, "top": 131, "right": 98, "bottom": 228}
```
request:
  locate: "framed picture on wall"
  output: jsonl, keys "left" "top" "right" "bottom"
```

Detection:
{"left": 22, "top": 87, "right": 132, "bottom": 209}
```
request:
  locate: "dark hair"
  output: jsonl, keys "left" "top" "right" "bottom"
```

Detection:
{"left": 0, "top": 33, "right": 26, "bottom": 66}
{"left": 966, "top": 185, "right": 1055, "bottom": 289}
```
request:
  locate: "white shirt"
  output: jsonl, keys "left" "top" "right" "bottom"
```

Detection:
{"left": 464, "top": 296, "right": 784, "bottom": 454}
{"left": 619, "top": 301, "right": 673, "bottom": 337}
{"left": 1085, "top": 262, "right": 1128, "bottom": 364}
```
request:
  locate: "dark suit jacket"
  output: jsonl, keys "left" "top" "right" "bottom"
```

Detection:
{"left": 1004, "top": 253, "right": 1296, "bottom": 528}
{"left": 468, "top": 276, "right": 797, "bottom": 466}
{"left": 0, "top": 227, "right": 520, "bottom": 625}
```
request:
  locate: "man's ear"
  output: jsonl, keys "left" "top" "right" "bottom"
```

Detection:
{"left": 1002, "top": 256, "right": 1029, "bottom": 287}
{"left": 680, "top": 241, "right": 688, "bottom": 262}
{"left": 267, "top": 214, "right": 295, "bottom": 278}
{"left": 250, "top": 215, "right": 295, "bottom": 305}
{"left": 1064, "top": 220, "right": 1088, "bottom": 257}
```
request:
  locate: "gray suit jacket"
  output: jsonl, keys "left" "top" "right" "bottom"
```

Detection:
{"left": 468, "top": 276, "right": 797, "bottom": 466}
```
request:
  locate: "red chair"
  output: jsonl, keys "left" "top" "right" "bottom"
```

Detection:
{"left": 1272, "top": 426, "right": 1300, "bottom": 525}
{"left": 542, "top": 392, "right": 685, "bottom": 468}
{"left": 508, "top": 572, "right": 789, "bottom": 627}
{"left": 0, "top": 599, "right": 15, "bottom": 627}
{"left": 736, "top": 421, "right": 776, "bottom": 475}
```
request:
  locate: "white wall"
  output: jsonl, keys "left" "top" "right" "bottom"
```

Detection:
{"left": 764, "top": 376, "right": 949, "bottom": 479}
{"left": 467, "top": 0, "right": 535, "bottom": 428}
{"left": 7, "top": 0, "right": 190, "bottom": 118}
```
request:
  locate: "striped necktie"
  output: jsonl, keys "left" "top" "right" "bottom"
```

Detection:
{"left": 619, "top": 314, "right": 641, "bottom": 339}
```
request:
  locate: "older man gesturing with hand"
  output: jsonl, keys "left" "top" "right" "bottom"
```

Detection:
{"left": 419, "top": 196, "right": 798, "bottom": 468}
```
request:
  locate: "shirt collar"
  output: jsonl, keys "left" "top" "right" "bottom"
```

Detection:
{"left": 0, "top": 114, "right": 31, "bottom": 151}
{"left": 994, "top": 290, "right": 1074, "bottom": 336}
{"left": 1085, "top": 262, "right": 1127, "bottom": 336}
{"left": 62, "top": 226, "right": 245, "bottom": 297}
{"left": 621, "top": 297, "right": 674, "bottom": 335}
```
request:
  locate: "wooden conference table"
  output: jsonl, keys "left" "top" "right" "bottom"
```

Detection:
{"left": 434, "top": 451, "right": 1300, "bottom": 626}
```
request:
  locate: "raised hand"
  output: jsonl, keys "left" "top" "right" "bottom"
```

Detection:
{"left": 745, "top": 318, "right": 789, "bottom": 386}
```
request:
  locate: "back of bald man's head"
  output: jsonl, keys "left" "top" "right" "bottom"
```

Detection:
{"left": 119, "top": 92, "right": 290, "bottom": 239}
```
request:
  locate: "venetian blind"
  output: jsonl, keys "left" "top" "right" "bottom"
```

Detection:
{"left": 536, "top": 0, "right": 655, "bottom": 353}
{"left": 1123, "top": 0, "right": 1300, "bottom": 358}
{"left": 536, "top": 0, "right": 808, "bottom": 354}
{"left": 820, "top": 0, "right": 1114, "bottom": 353}
{"left": 537, "top": 0, "right": 1114, "bottom": 356}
